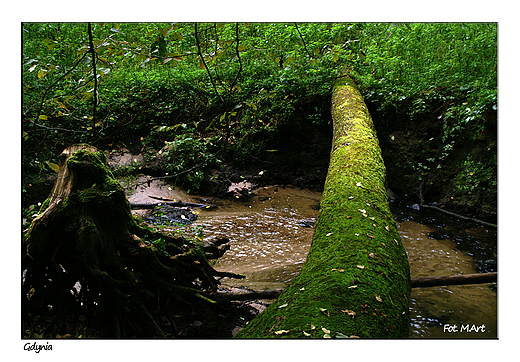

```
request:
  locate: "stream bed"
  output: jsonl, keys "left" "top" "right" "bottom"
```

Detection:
{"left": 127, "top": 178, "right": 497, "bottom": 338}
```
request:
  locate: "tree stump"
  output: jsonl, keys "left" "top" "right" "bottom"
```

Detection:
{"left": 22, "top": 144, "right": 242, "bottom": 338}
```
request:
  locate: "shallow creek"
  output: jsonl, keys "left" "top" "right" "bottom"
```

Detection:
{"left": 127, "top": 178, "right": 497, "bottom": 338}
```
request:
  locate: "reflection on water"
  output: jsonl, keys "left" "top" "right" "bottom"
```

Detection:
{"left": 399, "top": 221, "right": 497, "bottom": 338}
{"left": 191, "top": 186, "right": 497, "bottom": 338}
{"left": 193, "top": 186, "right": 319, "bottom": 290}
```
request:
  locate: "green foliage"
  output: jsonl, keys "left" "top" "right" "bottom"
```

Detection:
{"left": 158, "top": 133, "right": 219, "bottom": 192}
{"left": 23, "top": 22, "right": 496, "bottom": 204}
{"left": 357, "top": 23, "right": 496, "bottom": 147}
{"left": 455, "top": 155, "right": 497, "bottom": 195}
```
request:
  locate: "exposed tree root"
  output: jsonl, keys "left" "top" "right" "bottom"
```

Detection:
{"left": 22, "top": 144, "right": 244, "bottom": 338}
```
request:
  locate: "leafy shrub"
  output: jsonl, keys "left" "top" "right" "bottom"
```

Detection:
{"left": 160, "top": 133, "right": 219, "bottom": 192}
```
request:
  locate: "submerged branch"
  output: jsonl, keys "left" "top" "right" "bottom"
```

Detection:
{"left": 418, "top": 180, "right": 497, "bottom": 228}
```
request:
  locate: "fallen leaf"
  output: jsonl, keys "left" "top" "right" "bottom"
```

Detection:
{"left": 322, "top": 327, "right": 331, "bottom": 334}
{"left": 310, "top": 324, "right": 316, "bottom": 330}
{"left": 368, "top": 252, "right": 375, "bottom": 259}
{"left": 356, "top": 265, "right": 365, "bottom": 269}
{"left": 375, "top": 295, "right": 383, "bottom": 302}
{"left": 320, "top": 308, "right": 330, "bottom": 316}
{"left": 356, "top": 182, "right": 362, "bottom": 187}
{"left": 274, "top": 330, "right": 290, "bottom": 335}
{"left": 326, "top": 232, "right": 333, "bottom": 237}
{"left": 355, "top": 233, "right": 360, "bottom": 236}
{"left": 303, "top": 331, "right": 311, "bottom": 337}
{"left": 385, "top": 225, "right": 390, "bottom": 231}
{"left": 323, "top": 333, "right": 332, "bottom": 339}
{"left": 348, "top": 285, "right": 358, "bottom": 289}
{"left": 358, "top": 209, "right": 366, "bottom": 214}
{"left": 338, "top": 269, "right": 345, "bottom": 273}
{"left": 335, "top": 332, "right": 349, "bottom": 338}
{"left": 278, "top": 303, "right": 288, "bottom": 308}
{"left": 342, "top": 309, "right": 357, "bottom": 318}
{"left": 367, "top": 233, "right": 375, "bottom": 238}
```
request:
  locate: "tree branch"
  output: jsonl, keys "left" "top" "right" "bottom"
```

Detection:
{"left": 418, "top": 179, "right": 497, "bottom": 228}
{"left": 294, "top": 23, "right": 313, "bottom": 59}
{"left": 229, "top": 22, "right": 243, "bottom": 92}
{"left": 194, "top": 23, "right": 225, "bottom": 106}
{"left": 87, "top": 23, "right": 99, "bottom": 129}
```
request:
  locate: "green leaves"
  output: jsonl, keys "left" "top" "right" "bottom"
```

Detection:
{"left": 45, "top": 161, "right": 60, "bottom": 173}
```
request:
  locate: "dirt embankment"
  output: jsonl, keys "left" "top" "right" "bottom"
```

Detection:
{"left": 23, "top": 107, "right": 496, "bottom": 224}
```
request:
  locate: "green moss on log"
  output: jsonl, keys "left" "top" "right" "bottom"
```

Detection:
{"left": 235, "top": 74, "right": 411, "bottom": 338}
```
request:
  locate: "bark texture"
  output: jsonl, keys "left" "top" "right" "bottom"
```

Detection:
{"left": 236, "top": 74, "right": 411, "bottom": 338}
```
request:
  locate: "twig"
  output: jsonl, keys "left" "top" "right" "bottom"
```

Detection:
{"left": 87, "top": 23, "right": 99, "bottom": 128}
{"left": 294, "top": 23, "right": 313, "bottom": 59}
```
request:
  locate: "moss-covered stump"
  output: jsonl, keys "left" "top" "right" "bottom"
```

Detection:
{"left": 22, "top": 144, "right": 242, "bottom": 338}
{"left": 236, "top": 74, "right": 411, "bottom": 338}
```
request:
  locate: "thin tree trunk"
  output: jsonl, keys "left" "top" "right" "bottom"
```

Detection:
{"left": 411, "top": 272, "right": 497, "bottom": 288}
{"left": 235, "top": 73, "right": 411, "bottom": 338}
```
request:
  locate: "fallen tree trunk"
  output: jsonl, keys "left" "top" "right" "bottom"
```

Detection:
{"left": 22, "top": 144, "right": 243, "bottom": 338}
{"left": 235, "top": 73, "right": 411, "bottom": 339}
{"left": 411, "top": 272, "right": 497, "bottom": 288}
{"left": 209, "top": 289, "right": 283, "bottom": 303}
{"left": 209, "top": 272, "right": 498, "bottom": 302}
{"left": 213, "top": 270, "right": 498, "bottom": 301}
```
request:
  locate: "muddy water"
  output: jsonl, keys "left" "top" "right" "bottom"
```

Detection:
{"left": 399, "top": 221, "right": 497, "bottom": 338}
{"left": 193, "top": 186, "right": 321, "bottom": 291}
{"left": 125, "top": 178, "right": 497, "bottom": 338}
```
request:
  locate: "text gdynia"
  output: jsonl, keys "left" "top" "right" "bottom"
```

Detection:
{"left": 24, "top": 342, "right": 52, "bottom": 353}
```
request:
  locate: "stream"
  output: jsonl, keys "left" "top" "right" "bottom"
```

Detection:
{"left": 126, "top": 176, "right": 497, "bottom": 338}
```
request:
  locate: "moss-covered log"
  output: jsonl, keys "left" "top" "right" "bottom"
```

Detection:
{"left": 22, "top": 144, "right": 242, "bottom": 338}
{"left": 236, "top": 74, "right": 411, "bottom": 338}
